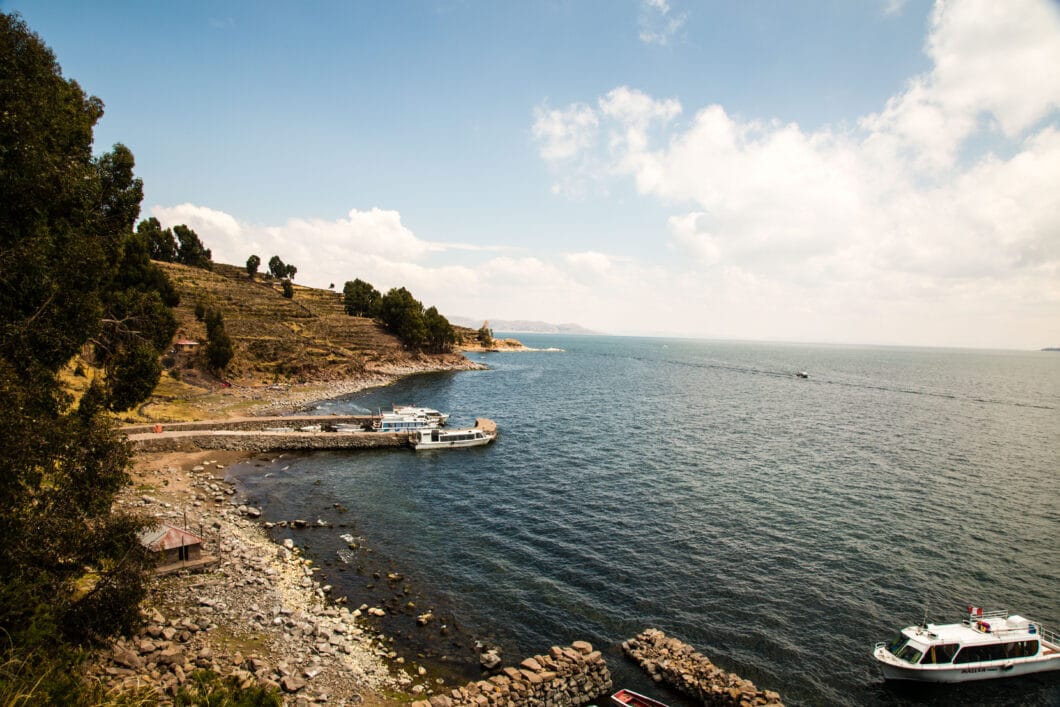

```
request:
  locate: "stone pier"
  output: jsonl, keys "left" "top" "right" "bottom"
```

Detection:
{"left": 622, "top": 629, "right": 784, "bottom": 706}
{"left": 413, "top": 641, "right": 612, "bottom": 707}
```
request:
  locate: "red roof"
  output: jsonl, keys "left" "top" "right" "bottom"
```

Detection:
{"left": 138, "top": 524, "right": 204, "bottom": 552}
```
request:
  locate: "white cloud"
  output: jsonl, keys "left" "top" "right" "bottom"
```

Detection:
{"left": 639, "top": 0, "right": 686, "bottom": 46}
{"left": 143, "top": 0, "right": 1060, "bottom": 350}
{"left": 861, "top": 0, "right": 1060, "bottom": 170}
{"left": 883, "top": 0, "right": 909, "bottom": 17}
{"left": 530, "top": 0, "right": 1060, "bottom": 348}
{"left": 532, "top": 103, "right": 599, "bottom": 162}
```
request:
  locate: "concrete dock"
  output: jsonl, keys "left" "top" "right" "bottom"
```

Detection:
{"left": 123, "top": 416, "right": 497, "bottom": 453}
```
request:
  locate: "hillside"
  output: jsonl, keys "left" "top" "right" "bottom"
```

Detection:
{"left": 135, "top": 262, "right": 482, "bottom": 421}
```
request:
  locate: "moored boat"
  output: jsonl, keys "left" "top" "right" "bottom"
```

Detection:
{"left": 375, "top": 411, "right": 442, "bottom": 432}
{"left": 411, "top": 418, "right": 496, "bottom": 450}
{"left": 392, "top": 404, "right": 449, "bottom": 425}
{"left": 874, "top": 606, "right": 1060, "bottom": 682}
{"left": 609, "top": 688, "right": 668, "bottom": 707}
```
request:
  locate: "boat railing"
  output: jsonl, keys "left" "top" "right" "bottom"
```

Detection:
{"left": 1036, "top": 625, "right": 1060, "bottom": 648}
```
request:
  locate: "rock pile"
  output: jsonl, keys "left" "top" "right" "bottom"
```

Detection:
{"left": 621, "top": 629, "right": 783, "bottom": 706}
{"left": 411, "top": 641, "right": 612, "bottom": 707}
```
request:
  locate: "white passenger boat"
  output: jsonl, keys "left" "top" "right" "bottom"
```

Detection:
{"left": 392, "top": 404, "right": 449, "bottom": 426}
{"left": 376, "top": 412, "right": 439, "bottom": 432}
{"left": 411, "top": 419, "right": 496, "bottom": 450}
{"left": 874, "top": 606, "right": 1060, "bottom": 682}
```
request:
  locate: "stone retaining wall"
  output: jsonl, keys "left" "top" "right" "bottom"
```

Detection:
{"left": 413, "top": 641, "right": 612, "bottom": 707}
{"left": 622, "top": 629, "right": 783, "bottom": 706}
{"left": 127, "top": 430, "right": 409, "bottom": 453}
{"left": 121, "top": 415, "right": 376, "bottom": 435}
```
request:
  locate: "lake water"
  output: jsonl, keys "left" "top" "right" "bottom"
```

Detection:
{"left": 227, "top": 336, "right": 1060, "bottom": 706}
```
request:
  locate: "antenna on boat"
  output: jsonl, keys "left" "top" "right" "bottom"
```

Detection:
{"left": 920, "top": 608, "right": 928, "bottom": 629}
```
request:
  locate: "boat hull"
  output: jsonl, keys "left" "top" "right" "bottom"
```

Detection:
{"left": 413, "top": 436, "right": 493, "bottom": 450}
{"left": 610, "top": 688, "right": 668, "bottom": 707}
{"left": 874, "top": 645, "right": 1060, "bottom": 683}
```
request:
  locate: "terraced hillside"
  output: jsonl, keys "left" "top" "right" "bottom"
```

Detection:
{"left": 158, "top": 261, "right": 472, "bottom": 385}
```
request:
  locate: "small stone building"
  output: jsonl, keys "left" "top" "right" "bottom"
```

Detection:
{"left": 139, "top": 524, "right": 205, "bottom": 565}
{"left": 174, "top": 339, "right": 200, "bottom": 352}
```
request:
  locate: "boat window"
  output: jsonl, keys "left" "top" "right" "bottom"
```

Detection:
{"left": 894, "top": 643, "right": 923, "bottom": 664}
{"left": 954, "top": 643, "right": 1009, "bottom": 663}
{"left": 921, "top": 644, "right": 958, "bottom": 664}
{"left": 1005, "top": 640, "right": 1038, "bottom": 658}
{"left": 886, "top": 635, "right": 908, "bottom": 655}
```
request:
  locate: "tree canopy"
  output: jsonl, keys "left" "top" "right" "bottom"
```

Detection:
{"left": 343, "top": 278, "right": 381, "bottom": 317}
{"left": 0, "top": 12, "right": 168, "bottom": 682}
{"left": 174, "top": 224, "right": 212, "bottom": 269}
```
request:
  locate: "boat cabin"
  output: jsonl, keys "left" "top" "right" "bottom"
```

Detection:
{"left": 875, "top": 607, "right": 1060, "bottom": 682}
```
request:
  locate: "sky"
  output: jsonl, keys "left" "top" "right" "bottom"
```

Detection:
{"left": 5, "top": 0, "right": 1060, "bottom": 349}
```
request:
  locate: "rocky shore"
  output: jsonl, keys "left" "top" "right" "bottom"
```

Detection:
{"left": 621, "top": 629, "right": 784, "bottom": 706}
{"left": 95, "top": 452, "right": 407, "bottom": 704}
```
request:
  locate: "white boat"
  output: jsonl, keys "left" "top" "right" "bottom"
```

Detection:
{"left": 411, "top": 419, "right": 496, "bottom": 450}
{"left": 874, "top": 606, "right": 1060, "bottom": 682}
{"left": 392, "top": 404, "right": 449, "bottom": 426}
{"left": 376, "top": 412, "right": 439, "bottom": 432}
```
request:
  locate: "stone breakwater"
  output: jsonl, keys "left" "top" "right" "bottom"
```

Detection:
{"left": 126, "top": 429, "right": 409, "bottom": 453}
{"left": 121, "top": 415, "right": 377, "bottom": 435}
{"left": 622, "top": 629, "right": 784, "bottom": 706}
{"left": 412, "top": 641, "right": 612, "bottom": 707}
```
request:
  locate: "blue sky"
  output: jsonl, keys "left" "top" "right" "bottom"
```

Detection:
{"left": 6, "top": 0, "right": 1059, "bottom": 348}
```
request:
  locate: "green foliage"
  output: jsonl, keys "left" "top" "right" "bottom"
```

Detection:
{"left": 204, "top": 308, "right": 234, "bottom": 372}
{"left": 137, "top": 216, "right": 177, "bottom": 262}
{"left": 268, "top": 255, "right": 285, "bottom": 279}
{"left": 175, "top": 669, "right": 282, "bottom": 706}
{"left": 106, "top": 343, "right": 163, "bottom": 412}
{"left": 281, "top": 279, "right": 294, "bottom": 299}
{"left": 342, "top": 278, "right": 381, "bottom": 317}
{"left": 267, "top": 255, "right": 296, "bottom": 281}
{"left": 246, "top": 254, "right": 260, "bottom": 280}
{"left": 477, "top": 322, "right": 494, "bottom": 347}
{"left": 195, "top": 300, "right": 207, "bottom": 321}
{"left": 379, "top": 287, "right": 426, "bottom": 349}
{"left": 0, "top": 10, "right": 156, "bottom": 678}
{"left": 0, "top": 644, "right": 90, "bottom": 707}
{"left": 423, "top": 306, "right": 456, "bottom": 354}
{"left": 174, "top": 224, "right": 212, "bottom": 269}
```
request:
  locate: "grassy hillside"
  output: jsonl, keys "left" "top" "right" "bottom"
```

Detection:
{"left": 123, "top": 262, "right": 479, "bottom": 421}
{"left": 160, "top": 261, "right": 474, "bottom": 383}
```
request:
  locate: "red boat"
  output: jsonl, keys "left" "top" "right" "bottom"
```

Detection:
{"left": 610, "top": 688, "right": 669, "bottom": 707}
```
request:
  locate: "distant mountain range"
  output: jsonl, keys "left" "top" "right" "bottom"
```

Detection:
{"left": 449, "top": 316, "right": 602, "bottom": 336}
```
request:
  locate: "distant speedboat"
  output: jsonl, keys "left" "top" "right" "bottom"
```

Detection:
{"left": 874, "top": 607, "right": 1060, "bottom": 682}
{"left": 796, "top": 371, "right": 809, "bottom": 379}
{"left": 610, "top": 688, "right": 668, "bottom": 707}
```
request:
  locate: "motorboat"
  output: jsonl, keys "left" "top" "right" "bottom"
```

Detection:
{"left": 796, "top": 371, "right": 809, "bottom": 379}
{"left": 392, "top": 404, "right": 449, "bottom": 426}
{"left": 610, "top": 688, "right": 668, "bottom": 707}
{"left": 375, "top": 412, "right": 439, "bottom": 432}
{"left": 873, "top": 606, "right": 1060, "bottom": 682}
{"left": 411, "top": 426, "right": 495, "bottom": 450}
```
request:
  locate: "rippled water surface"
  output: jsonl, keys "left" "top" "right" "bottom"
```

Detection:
{"left": 228, "top": 337, "right": 1060, "bottom": 705}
